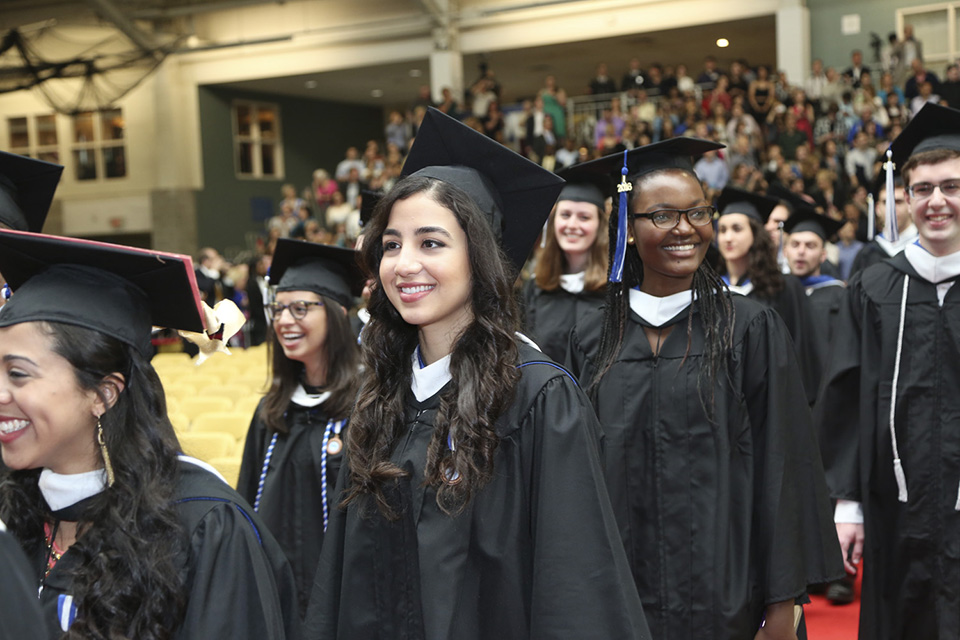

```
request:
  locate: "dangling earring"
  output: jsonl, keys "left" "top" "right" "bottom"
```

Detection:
{"left": 97, "top": 416, "right": 116, "bottom": 487}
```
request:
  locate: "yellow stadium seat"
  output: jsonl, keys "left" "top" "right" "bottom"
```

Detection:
{"left": 178, "top": 396, "right": 235, "bottom": 421}
{"left": 198, "top": 384, "right": 253, "bottom": 402}
{"left": 179, "top": 432, "right": 235, "bottom": 462}
{"left": 151, "top": 352, "right": 193, "bottom": 367}
{"left": 168, "top": 410, "right": 191, "bottom": 433}
{"left": 235, "top": 395, "right": 263, "bottom": 420}
{"left": 163, "top": 381, "right": 198, "bottom": 400}
{"left": 191, "top": 411, "right": 253, "bottom": 441}
{"left": 176, "top": 372, "right": 226, "bottom": 388}
{"left": 208, "top": 456, "right": 243, "bottom": 488}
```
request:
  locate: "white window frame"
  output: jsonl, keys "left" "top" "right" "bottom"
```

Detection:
{"left": 70, "top": 109, "right": 128, "bottom": 182}
{"left": 6, "top": 113, "right": 60, "bottom": 165}
{"left": 232, "top": 100, "right": 284, "bottom": 180}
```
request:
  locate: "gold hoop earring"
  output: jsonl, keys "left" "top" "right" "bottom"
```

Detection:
{"left": 97, "top": 416, "right": 116, "bottom": 487}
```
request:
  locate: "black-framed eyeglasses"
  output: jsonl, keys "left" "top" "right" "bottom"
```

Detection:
{"left": 630, "top": 205, "right": 716, "bottom": 229}
{"left": 267, "top": 300, "right": 323, "bottom": 320}
{"left": 908, "top": 179, "right": 960, "bottom": 200}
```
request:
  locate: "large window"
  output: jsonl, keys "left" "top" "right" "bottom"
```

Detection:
{"left": 900, "top": 4, "right": 960, "bottom": 76}
{"left": 7, "top": 114, "right": 60, "bottom": 164}
{"left": 233, "top": 101, "right": 283, "bottom": 179}
{"left": 71, "top": 109, "right": 127, "bottom": 181}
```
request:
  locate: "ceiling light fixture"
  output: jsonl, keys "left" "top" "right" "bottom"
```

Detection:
{"left": 716, "top": 38, "right": 729, "bottom": 48}
{"left": 371, "top": 89, "right": 384, "bottom": 98}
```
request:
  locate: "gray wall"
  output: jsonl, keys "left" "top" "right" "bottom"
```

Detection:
{"left": 808, "top": 0, "right": 936, "bottom": 71}
{"left": 195, "top": 86, "right": 383, "bottom": 255}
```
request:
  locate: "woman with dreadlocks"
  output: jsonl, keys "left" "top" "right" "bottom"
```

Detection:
{"left": 566, "top": 139, "right": 842, "bottom": 640}
{"left": 305, "top": 108, "right": 649, "bottom": 640}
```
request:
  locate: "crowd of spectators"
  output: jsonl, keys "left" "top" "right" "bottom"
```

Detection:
{"left": 211, "top": 26, "right": 960, "bottom": 342}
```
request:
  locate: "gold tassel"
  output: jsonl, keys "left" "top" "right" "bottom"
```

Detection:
{"left": 97, "top": 416, "right": 115, "bottom": 487}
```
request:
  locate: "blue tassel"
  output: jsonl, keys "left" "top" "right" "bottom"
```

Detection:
{"left": 610, "top": 149, "right": 631, "bottom": 283}
{"left": 885, "top": 149, "right": 899, "bottom": 242}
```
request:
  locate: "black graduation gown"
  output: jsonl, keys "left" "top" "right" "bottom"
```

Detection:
{"left": 567, "top": 296, "right": 843, "bottom": 640}
{"left": 802, "top": 278, "right": 846, "bottom": 363}
{"left": 816, "top": 253, "right": 960, "bottom": 639}
{"left": 520, "top": 278, "right": 606, "bottom": 363}
{"left": 237, "top": 399, "right": 346, "bottom": 617}
{"left": 849, "top": 241, "right": 893, "bottom": 279}
{"left": 0, "top": 528, "right": 44, "bottom": 640}
{"left": 305, "top": 343, "right": 651, "bottom": 640}
{"left": 748, "top": 274, "right": 824, "bottom": 405}
{"left": 31, "top": 459, "right": 302, "bottom": 640}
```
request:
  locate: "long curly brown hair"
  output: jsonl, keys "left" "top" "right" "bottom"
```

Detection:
{"left": 340, "top": 175, "right": 521, "bottom": 518}
{"left": 718, "top": 216, "right": 785, "bottom": 301}
{"left": 0, "top": 322, "right": 186, "bottom": 639}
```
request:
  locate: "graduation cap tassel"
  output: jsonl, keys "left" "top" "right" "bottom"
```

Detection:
{"left": 885, "top": 149, "right": 899, "bottom": 243}
{"left": 866, "top": 193, "right": 875, "bottom": 241}
{"left": 540, "top": 220, "right": 548, "bottom": 249}
{"left": 610, "top": 150, "right": 631, "bottom": 284}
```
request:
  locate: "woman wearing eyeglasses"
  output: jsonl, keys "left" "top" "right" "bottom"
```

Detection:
{"left": 567, "top": 140, "right": 842, "bottom": 640}
{"left": 237, "top": 239, "right": 362, "bottom": 619}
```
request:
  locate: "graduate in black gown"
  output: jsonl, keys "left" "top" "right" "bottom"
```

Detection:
{"left": 848, "top": 177, "right": 919, "bottom": 279}
{"left": 237, "top": 239, "right": 363, "bottom": 617}
{"left": 715, "top": 187, "right": 824, "bottom": 404}
{"left": 0, "top": 520, "right": 44, "bottom": 640}
{"left": 306, "top": 108, "right": 650, "bottom": 640}
{"left": 566, "top": 140, "right": 842, "bottom": 640}
{"left": 521, "top": 170, "right": 609, "bottom": 362}
{"left": 0, "top": 232, "right": 301, "bottom": 640}
{"left": 782, "top": 209, "right": 846, "bottom": 371}
{"left": 817, "top": 103, "right": 960, "bottom": 639}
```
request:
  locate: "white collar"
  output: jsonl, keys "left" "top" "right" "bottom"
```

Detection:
{"left": 0, "top": 517, "right": 6, "bottom": 532}
{"left": 876, "top": 225, "right": 919, "bottom": 256}
{"left": 198, "top": 264, "right": 220, "bottom": 279}
{"left": 727, "top": 281, "right": 754, "bottom": 297}
{"left": 38, "top": 468, "right": 107, "bottom": 512}
{"left": 905, "top": 242, "right": 960, "bottom": 284}
{"left": 178, "top": 455, "right": 229, "bottom": 485}
{"left": 628, "top": 288, "right": 694, "bottom": 327}
{"left": 559, "top": 271, "right": 586, "bottom": 294}
{"left": 357, "top": 307, "right": 370, "bottom": 325}
{"left": 290, "top": 384, "right": 331, "bottom": 408}
{"left": 411, "top": 348, "right": 453, "bottom": 402}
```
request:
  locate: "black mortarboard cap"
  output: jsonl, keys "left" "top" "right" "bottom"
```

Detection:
{"left": 889, "top": 102, "right": 960, "bottom": 169}
{"left": 0, "top": 230, "right": 205, "bottom": 356}
{"left": 556, "top": 165, "right": 612, "bottom": 210}
{"left": 716, "top": 187, "right": 778, "bottom": 224}
{"left": 572, "top": 137, "right": 724, "bottom": 182}
{"left": 0, "top": 152, "right": 63, "bottom": 232}
{"left": 782, "top": 209, "right": 844, "bottom": 240}
{"left": 269, "top": 238, "right": 363, "bottom": 309}
{"left": 767, "top": 183, "right": 820, "bottom": 215}
{"left": 570, "top": 138, "right": 723, "bottom": 282}
{"left": 401, "top": 107, "right": 565, "bottom": 271}
{"left": 359, "top": 189, "right": 381, "bottom": 228}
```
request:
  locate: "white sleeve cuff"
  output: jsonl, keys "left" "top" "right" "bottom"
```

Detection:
{"left": 834, "top": 499, "right": 864, "bottom": 524}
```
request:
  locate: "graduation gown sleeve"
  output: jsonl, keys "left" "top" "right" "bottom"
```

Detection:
{"left": 0, "top": 529, "right": 44, "bottom": 640}
{"left": 237, "top": 402, "right": 267, "bottom": 500}
{"left": 813, "top": 277, "right": 864, "bottom": 501}
{"left": 763, "top": 275, "right": 824, "bottom": 405}
{"left": 175, "top": 462, "right": 303, "bottom": 640}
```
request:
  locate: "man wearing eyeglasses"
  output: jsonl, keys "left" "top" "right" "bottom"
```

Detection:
{"left": 816, "top": 103, "right": 960, "bottom": 640}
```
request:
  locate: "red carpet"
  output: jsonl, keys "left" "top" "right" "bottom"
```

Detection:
{"left": 804, "top": 572, "right": 862, "bottom": 639}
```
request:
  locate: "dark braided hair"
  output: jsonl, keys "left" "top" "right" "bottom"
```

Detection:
{"left": 588, "top": 168, "right": 735, "bottom": 418}
{"left": 341, "top": 175, "right": 521, "bottom": 518}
